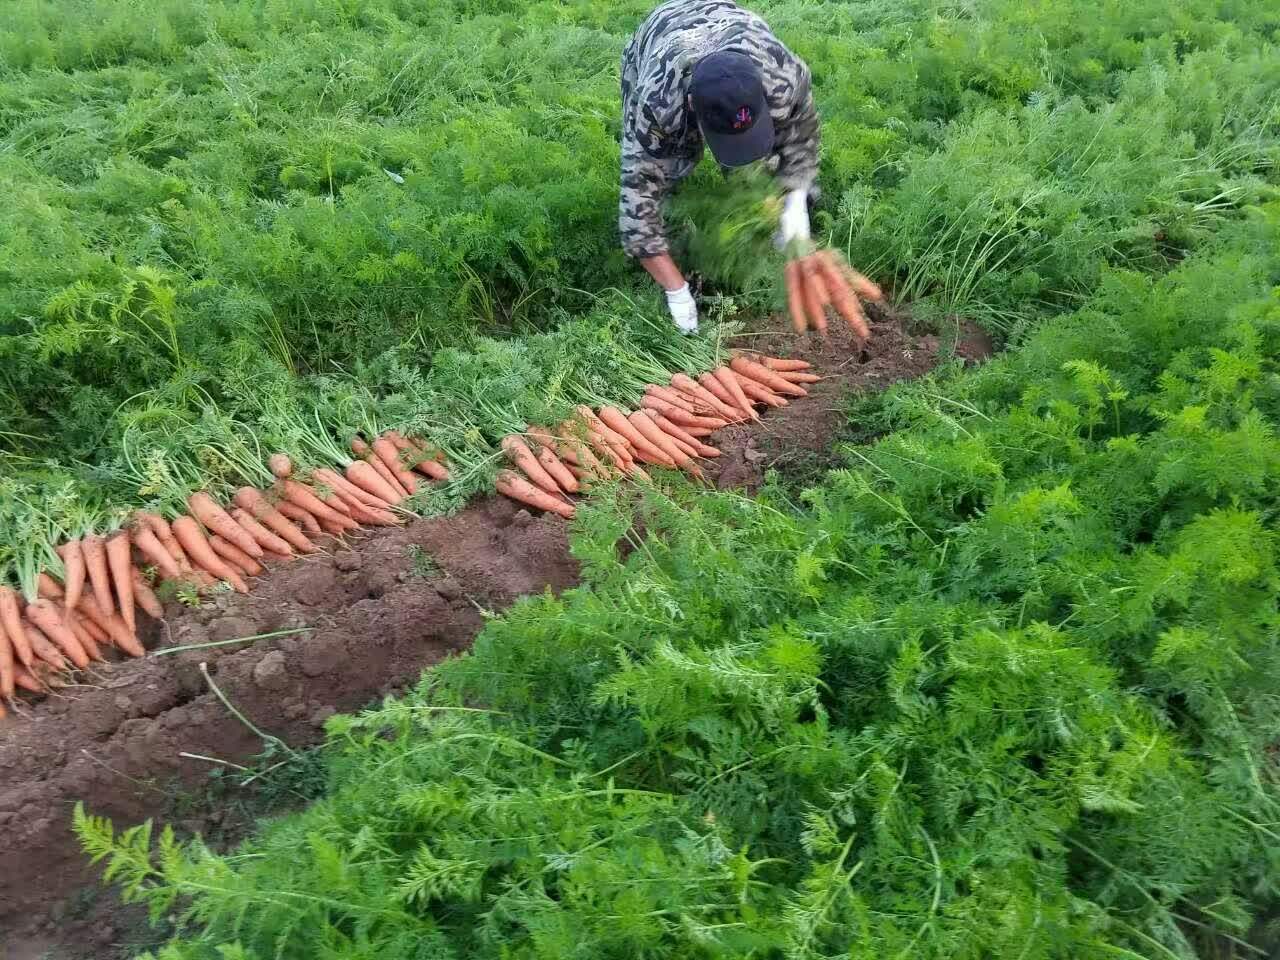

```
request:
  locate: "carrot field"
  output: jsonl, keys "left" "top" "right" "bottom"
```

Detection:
{"left": 2, "top": 0, "right": 1280, "bottom": 957}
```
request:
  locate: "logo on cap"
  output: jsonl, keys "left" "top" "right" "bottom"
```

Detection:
{"left": 732, "top": 106, "right": 753, "bottom": 130}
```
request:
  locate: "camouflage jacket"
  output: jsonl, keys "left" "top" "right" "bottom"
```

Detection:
{"left": 619, "top": 0, "right": 820, "bottom": 259}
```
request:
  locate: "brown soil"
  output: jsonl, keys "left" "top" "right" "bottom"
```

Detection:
{"left": 0, "top": 311, "right": 987, "bottom": 959}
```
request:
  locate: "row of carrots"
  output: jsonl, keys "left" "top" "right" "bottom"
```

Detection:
{"left": 0, "top": 351, "right": 812, "bottom": 720}
{"left": 492, "top": 352, "right": 817, "bottom": 517}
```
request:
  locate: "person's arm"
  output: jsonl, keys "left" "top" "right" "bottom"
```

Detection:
{"left": 620, "top": 134, "right": 699, "bottom": 331}
{"left": 773, "top": 60, "right": 820, "bottom": 197}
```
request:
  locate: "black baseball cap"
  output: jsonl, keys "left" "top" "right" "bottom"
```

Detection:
{"left": 689, "top": 50, "right": 774, "bottom": 168}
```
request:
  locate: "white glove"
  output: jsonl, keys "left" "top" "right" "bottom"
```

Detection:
{"left": 664, "top": 283, "right": 698, "bottom": 334}
{"left": 775, "top": 188, "right": 811, "bottom": 250}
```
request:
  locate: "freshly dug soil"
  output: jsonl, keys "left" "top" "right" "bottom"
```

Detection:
{"left": 0, "top": 311, "right": 984, "bottom": 959}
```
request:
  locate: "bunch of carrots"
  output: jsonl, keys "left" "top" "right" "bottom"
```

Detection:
{"left": 0, "top": 429, "right": 451, "bottom": 720}
{"left": 494, "top": 353, "right": 818, "bottom": 517}
{"left": 784, "top": 248, "right": 884, "bottom": 339}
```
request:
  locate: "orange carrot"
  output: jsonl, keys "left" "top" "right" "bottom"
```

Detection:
{"left": 712, "top": 366, "right": 759, "bottom": 422}
{"left": 598, "top": 407, "right": 673, "bottom": 466}
{"left": 26, "top": 600, "right": 90, "bottom": 670}
{"left": 572, "top": 407, "right": 635, "bottom": 461}
{"left": 79, "top": 594, "right": 145, "bottom": 657}
{"left": 650, "top": 412, "right": 721, "bottom": 458}
{"left": 757, "top": 356, "right": 812, "bottom": 372}
{"left": 778, "top": 371, "right": 822, "bottom": 384}
{"left": 698, "top": 372, "right": 746, "bottom": 418}
{"left": 209, "top": 534, "right": 264, "bottom": 577}
{"left": 351, "top": 437, "right": 408, "bottom": 498}
{"left": 312, "top": 468, "right": 389, "bottom": 511}
{"left": 501, "top": 436, "right": 563, "bottom": 496}
{"left": 827, "top": 250, "right": 884, "bottom": 301}
{"left": 646, "top": 384, "right": 707, "bottom": 416}
{"left": 332, "top": 493, "right": 400, "bottom": 527}
{"left": 816, "top": 250, "right": 870, "bottom": 340}
{"left": 799, "top": 256, "right": 830, "bottom": 336}
{"left": 388, "top": 435, "right": 449, "bottom": 481}
{"left": 188, "top": 492, "right": 263, "bottom": 560}
{"left": 373, "top": 437, "right": 418, "bottom": 494}
{"left": 0, "top": 586, "right": 34, "bottom": 669}
{"left": 496, "top": 471, "right": 576, "bottom": 519}
{"left": 0, "top": 618, "right": 13, "bottom": 697}
{"left": 730, "top": 355, "right": 809, "bottom": 397}
{"left": 345, "top": 458, "right": 403, "bottom": 505}
{"left": 130, "top": 568, "right": 164, "bottom": 620}
{"left": 536, "top": 445, "right": 580, "bottom": 494}
{"left": 81, "top": 534, "right": 113, "bottom": 619}
{"left": 80, "top": 611, "right": 109, "bottom": 645}
{"left": 137, "top": 512, "right": 191, "bottom": 572}
{"left": 133, "top": 526, "right": 183, "bottom": 581}
{"left": 277, "top": 501, "right": 322, "bottom": 536}
{"left": 232, "top": 488, "right": 317, "bottom": 554}
{"left": 269, "top": 453, "right": 294, "bottom": 478}
{"left": 629, "top": 411, "right": 689, "bottom": 467}
{"left": 105, "top": 531, "right": 135, "bottom": 634}
{"left": 733, "top": 372, "right": 787, "bottom": 407}
{"left": 549, "top": 426, "right": 617, "bottom": 479}
{"left": 670, "top": 373, "right": 742, "bottom": 422}
{"left": 229, "top": 507, "right": 293, "bottom": 558}
{"left": 25, "top": 620, "right": 67, "bottom": 672}
{"left": 171, "top": 516, "right": 248, "bottom": 593}
{"left": 68, "top": 616, "right": 103, "bottom": 663}
{"left": 281, "top": 480, "right": 359, "bottom": 531}
{"left": 785, "top": 259, "right": 807, "bottom": 333}
{"left": 14, "top": 664, "right": 46, "bottom": 694}
{"left": 36, "top": 573, "right": 64, "bottom": 600}
{"left": 57, "top": 539, "right": 86, "bottom": 613}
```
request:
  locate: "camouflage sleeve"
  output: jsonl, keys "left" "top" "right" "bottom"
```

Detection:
{"left": 619, "top": 136, "right": 680, "bottom": 260}
{"left": 773, "top": 59, "right": 819, "bottom": 194}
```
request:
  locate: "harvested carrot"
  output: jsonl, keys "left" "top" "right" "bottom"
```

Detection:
{"left": 134, "top": 526, "right": 184, "bottom": 581}
{"left": 0, "top": 616, "right": 13, "bottom": 697}
{"left": 730, "top": 355, "right": 809, "bottom": 397}
{"left": 333, "top": 493, "right": 400, "bottom": 527}
{"left": 496, "top": 471, "right": 575, "bottom": 519}
{"left": 373, "top": 437, "right": 418, "bottom": 494}
{"left": 650, "top": 412, "right": 721, "bottom": 458}
{"left": 713, "top": 366, "right": 760, "bottom": 422}
{"left": 269, "top": 453, "right": 294, "bottom": 478}
{"left": 57, "top": 539, "right": 86, "bottom": 613}
{"left": 598, "top": 407, "right": 673, "bottom": 466}
{"left": 0, "top": 586, "right": 34, "bottom": 669}
{"left": 351, "top": 437, "right": 408, "bottom": 498}
{"left": 670, "top": 373, "right": 742, "bottom": 422}
{"left": 733, "top": 372, "right": 787, "bottom": 407}
{"left": 25, "top": 621, "right": 67, "bottom": 672}
{"left": 277, "top": 501, "right": 322, "bottom": 536}
{"left": 828, "top": 249, "right": 884, "bottom": 301}
{"left": 698, "top": 372, "right": 746, "bottom": 418}
{"left": 79, "top": 594, "right": 144, "bottom": 658}
{"left": 536, "top": 445, "right": 579, "bottom": 494}
{"left": 137, "top": 512, "right": 191, "bottom": 572}
{"left": 171, "top": 516, "right": 248, "bottom": 593}
{"left": 816, "top": 250, "right": 870, "bottom": 340}
{"left": 130, "top": 568, "right": 165, "bottom": 620}
{"left": 758, "top": 356, "right": 812, "bottom": 372}
{"left": 346, "top": 458, "right": 403, "bottom": 505}
{"left": 646, "top": 384, "right": 705, "bottom": 416}
{"left": 82, "top": 534, "right": 113, "bottom": 618}
{"left": 209, "top": 534, "right": 263, "bottom": 577}
{"left": 800, "top": 256, "right": 831, "bottom": 336}
{"left": 784, "top": 259, "right": 807, "bottom": 333}
{"left": 281, "top": 480, "right": 359, "bottom": 532}
{"left": 229, "top": 507, "right": 293, "bottom": 557}
{"left": 629, "top": 411, "right": 690, "bottom": 468}
{"left": 312, "top": 468, "right": 389, "bottom": 511}
{"left": 14, "top": 664, "right": 45, "bottom": 694}
{"left": 26, "top": 600, "right": 90, "bottom": 670}
{"left": 549, "top": 426, "right": 616, "bottom": 479}
{"left": 68, "top": 616, "right": 103, "bottom": 663}
{"left": 573, "top": 407, "right": 635, "bottom": 461}
{"left": 80, "top": 612, "right": 109, "bottom": 645}
{"left": 777, "top": 371, "right": 822, "bottom": 384}
{"left": 105, "top": 531, "right": 135, "bottom": 634}
{"left": 189, "top": 492, "right": 263, "bottom": 560}
{"left": 388, "top": 434, "right": 450, "bottom": 481}
{"left": 497, "top": 436, "right": 559, "bottom": 496}
{"left": 232, "top": 488, "right": 317, "bottom": 554}
{"left": 36, "top": 574, "right": 64, "bottom": 600}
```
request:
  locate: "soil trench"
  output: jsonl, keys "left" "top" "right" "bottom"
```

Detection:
{"left": 0, "top": 311, "right": 981, "bottom": 958}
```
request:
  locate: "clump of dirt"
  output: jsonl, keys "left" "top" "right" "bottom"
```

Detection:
{"left": 0, "top": 311, "right": 987, "bottom": 958}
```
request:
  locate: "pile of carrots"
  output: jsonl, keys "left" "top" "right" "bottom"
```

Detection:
{"left": 0, "top": 430, "right": 451, "bottom": 719}
{"left": 784, "top": 249, "right": 884, "bottom": 339}
{"left": 0, "top": 353, "right": 816, "bottom": 720}
{"left": 494, "top": 352, "right": 817, "bottom": 518}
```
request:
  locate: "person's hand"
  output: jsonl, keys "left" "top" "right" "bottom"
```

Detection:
{"left": 775, "top": 189, "right": 811, "bottom": 250}
{"left": 664, "top": 283, "right": 698, "bottom": 334}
